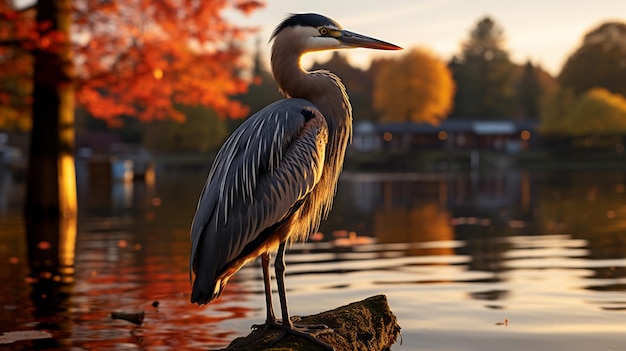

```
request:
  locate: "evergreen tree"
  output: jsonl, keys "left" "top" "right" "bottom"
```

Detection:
{"left": 449, "top": 16, "right": 517, "bottom": 119}
{"left": 516, "top": 61, "right": 543, "bottom": 119}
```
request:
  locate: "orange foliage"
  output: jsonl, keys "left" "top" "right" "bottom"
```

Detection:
{"left": 0, "top": 3, "right": 36, "bottom": 129}
{"left": 0, "top": 0, "right": 264, "bottom": 126}
{"left": 374, "top": 48, "right": 455, "bottom": 125}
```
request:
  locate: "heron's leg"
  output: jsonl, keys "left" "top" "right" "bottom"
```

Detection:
{"left": 262, "top": 252, "right": 281, "bottom": 327}
{"left": 272, "top": 241, "right": 335, "bottom": 351}
{"left": 275, "top": 242, "right": 292, "bottom": 329}
{"left": 261, "top": 252, "right": 277, "bottom": 324}
{"left": 252, "top": 252, "right": 281, "bottom": 330}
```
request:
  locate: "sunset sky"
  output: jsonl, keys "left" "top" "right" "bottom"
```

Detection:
{"left": 231, "top": 0, "right": 626, "bottom": 75}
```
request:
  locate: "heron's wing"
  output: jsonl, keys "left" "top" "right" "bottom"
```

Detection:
{"left": 190, "top": 98, "right": 328, "bottom": 303}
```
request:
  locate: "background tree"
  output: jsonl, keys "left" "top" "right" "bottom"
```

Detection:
{"left": 0, "top": 0, "right": 263, "bottom": 216}
{"left": 558, "top": 21, "right": 626, "bottom": 97}
{"left": 567, "top": 88, "right": 626, "bottom": 136}
{"left": 73, "top": 0, "right": 263, "bottom": 124}
{"left": 0, "top": 2, "right": 33, "bottom": 130}
{"left": 539, "top": 88, "right": 576, "bottom": 136}
{"left": 24, "top": 0, "right": 77, "bottom": 217}
{"left": 516, "top": 61, "right": 544, "bottom": 119}
{"left": 541, "top": 88, "right": 626, "bottom": 137}
{"left": 449, "top": 16, "right": 517, "bottom": 119}
{"left": 541, "top": 21, "right": 626, "bottom": 146}
{"left": 373, "top": 48, "right": 455, "bottom": 125}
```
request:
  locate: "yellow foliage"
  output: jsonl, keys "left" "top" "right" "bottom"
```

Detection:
{"left": 373, "top": 48, "right": 455, "bottom": 125}
{"left": 0, "top": 106, "right": 32, "bottom": 131}
{"left": 568, "top": 88, "right": 626, "bottom": 135}
{"left": 540, "top": 87, "right": 626, "bottom": 136}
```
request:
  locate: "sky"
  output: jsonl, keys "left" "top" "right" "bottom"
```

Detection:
{"left": 229, "top": 0, "right": 626, "bottom": 75}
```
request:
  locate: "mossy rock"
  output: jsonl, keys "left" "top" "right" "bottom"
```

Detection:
{"left": 218, "top": 295, "right": 401, "bottom": 351}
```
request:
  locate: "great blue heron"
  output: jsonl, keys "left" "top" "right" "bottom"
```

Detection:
{"left": 190, "top": 13, "right": 401, "bottom": 349}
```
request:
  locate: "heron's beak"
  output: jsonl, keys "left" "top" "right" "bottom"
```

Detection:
{"left": 338, "top": 30, "right": 402, "bottom": 50}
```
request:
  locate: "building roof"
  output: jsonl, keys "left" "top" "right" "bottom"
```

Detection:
{"left": 473, "top": 121, "right": 516, "bottom": 135}
{"left": 357, "top": 119, "right": 539, "bottom": 135}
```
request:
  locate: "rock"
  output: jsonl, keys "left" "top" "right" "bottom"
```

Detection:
{"left": 218, "top": 294, "right": 400, "bottom": 351}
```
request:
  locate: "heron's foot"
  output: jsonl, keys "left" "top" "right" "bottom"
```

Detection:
{"left": 271, "top": 324, "right": 335, "bottom": 351}
{"left": 251, "top": 317, "right": 281, "bottom": 331}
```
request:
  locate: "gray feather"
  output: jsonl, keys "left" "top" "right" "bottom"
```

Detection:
{"left": 190, "top": 98, "right": 328, "bottom": 304}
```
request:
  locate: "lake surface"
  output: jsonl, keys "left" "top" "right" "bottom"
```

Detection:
{"left": 1, "top": 165, "right": 625, "bottom": 350}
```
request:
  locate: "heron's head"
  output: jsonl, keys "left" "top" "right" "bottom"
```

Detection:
{"left": 271, "top": 13, "right": 402, "bottom": 53}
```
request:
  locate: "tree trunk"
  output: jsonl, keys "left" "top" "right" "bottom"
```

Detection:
{"left": 219, "top": 295, "right": 401, "bottom": 351}
{"left": 25, "top": 0, "right": 77, "bottom": 217}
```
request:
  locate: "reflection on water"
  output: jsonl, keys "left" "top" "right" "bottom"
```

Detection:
{"left": 1, "top": 167, "right": 626, "bottom": 350}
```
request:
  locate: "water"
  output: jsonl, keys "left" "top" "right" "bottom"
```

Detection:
{"left": 1, "top": 167, "right": 625, "bottom": 350}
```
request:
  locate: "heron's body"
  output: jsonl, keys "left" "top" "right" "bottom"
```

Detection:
{"left": 190, "top": 13, "right": 400, "bottom": 349}
{"left": 190, "top": 94, "right": 346, "bottom": 304}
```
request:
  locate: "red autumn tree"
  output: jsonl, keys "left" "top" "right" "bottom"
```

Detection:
{"left": 0, "top": 1, "right": 35, "bottom": 129}
{"left": 0, "top": 0, "right": 263, "bottom": 216}
{"left": 73, "top": 0, "right": 263, "bottom": 125}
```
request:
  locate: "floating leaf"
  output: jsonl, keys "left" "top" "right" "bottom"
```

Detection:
{"left": 111, "top": 311, "right": 144, "bottom": 326}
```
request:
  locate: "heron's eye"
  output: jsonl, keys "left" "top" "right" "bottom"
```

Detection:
{"left": 319, "top": 27, "right": 329, "bottom": 36}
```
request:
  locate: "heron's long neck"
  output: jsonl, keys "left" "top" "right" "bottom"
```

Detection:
{"left": 271, "top": 51, "right": 322, "bottom": 101}
{"left": 272, "top": 49, "right": 352, "bottom": 155}
{"left": 271, "top": 39, "right": 353, "bottom": 225}
{"left": 271, "top": 49, "right": 351, "bottom": 129}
